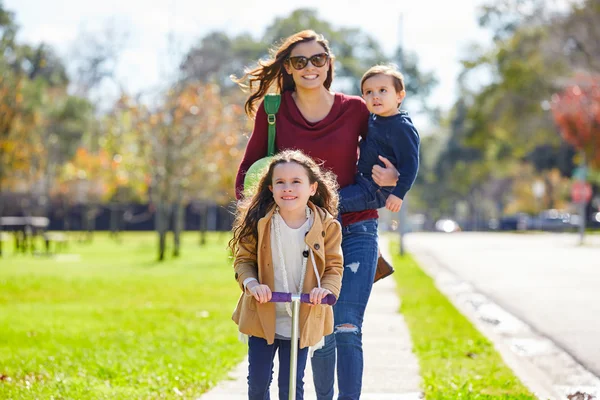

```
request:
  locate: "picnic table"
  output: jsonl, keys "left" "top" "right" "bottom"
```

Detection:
{"left": 0, "top": 216, "right": 65, "bottom": 255}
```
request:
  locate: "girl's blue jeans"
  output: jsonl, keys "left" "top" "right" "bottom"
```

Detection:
{"left": 310, "top": 218, "right": 379, "bottom": 400}
{"left": 248, "top": 336, "right": 309, "bottom": 400}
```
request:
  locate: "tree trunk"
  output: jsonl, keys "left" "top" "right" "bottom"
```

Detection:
{"left": 83, "top": 204, "right": 95, "bottom": 243}
{"left": 208, "top": 204, "right": 218, "bottom": 232}
{"left": 23, "top": 198, "right": 32, "bottom": 253}
{"left": 109, "top": 202, "right": 121, "bottom": 240}
{"left": 172, "top": 202, "right": 184, "bottom": 258}
{"left": 156, "top": 202, "right": 170, "bottom": 261}
{"left": 63, "top": 197, "right": 71, "bottom": 232}
{"left": 15, "top": 230, "right": 23, "bottom": 253}
{"left": 199, "top": 202, "right": 208, "bottom": 246}
{"left": 544, "top": 176, "right": 553, "bottom": 210}
{"left": 158, "top": 230, "right": 167, "bottom": 261}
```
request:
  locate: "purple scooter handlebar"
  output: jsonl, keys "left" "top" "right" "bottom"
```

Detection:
{"left": 269, "top": 292, "right": 337, "bottom": 306}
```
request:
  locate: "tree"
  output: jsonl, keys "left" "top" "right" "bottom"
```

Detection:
{"left": 0, "top": 2, "right": 17, "bottom": 57}
{"left": 477, "top": 0, "right": 551, "bottom": 41}
{"left": 550, "top": 74, "right": 600, "bottom": 168}
{"left": 555, "top": 0, "right": 600, "bottom": 72}
{"left": 4, "top": 57, "right": 91, "bottom": 228}
{"left": 100, "top": 94, "right": 150, "bottom": 236}
{"left": 503, "top": 165, "right": 571, "bottom": 214}
{"left": 0, "top": 3, "right": 98, "bottom": 257}
{"left": 461, "top": 26, "right": 567, "bottom": 160}
{"left": 464, "top": 0, "right": 600, "bottom": 166}
{"left": 0, "top": 72, "right": 21, "bottom": 194}
{"left": 414, "top": 0, "right": 597, "bottom": 226}
{"left": 0, "top": 2, "right": 20, "bottom": 202}
{"left": 180, "top": 31, "right": 266, "bottom": 89}
{"left": 70, "top": 20, "right": 129, "bottom": 101}
{"left": 142, "top": 82, "right": 248, "bottom": 260}
{"left": 0, "top": 3, "right": 21, "bottom": 256}
{"left": 188, "top": 89, "right": 250, "bottom": 245}
{"left": 391, "top": 48, "right": 438, "bottom": 111}
{"left": 55, "top": 147, "right": 107, "bottom": 235}
{"left": 144, "top": 87, "right": 199, "bottom": 260}
{"left": 20, "top": 43, "right": 69, "bottom": 86}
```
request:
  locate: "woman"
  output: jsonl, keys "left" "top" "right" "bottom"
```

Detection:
{"left": 233, "top": 30, "right": 399, "bottom": 400}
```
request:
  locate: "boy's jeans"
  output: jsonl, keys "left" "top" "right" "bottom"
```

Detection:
{"left": 339, "top": 173, "right": 392, "bottom": 214}
{"left": 311, "top": 219, "right": 379, "bottom": 400}
{"left": 248, "top": 336, "right": 309, "bottom": 400}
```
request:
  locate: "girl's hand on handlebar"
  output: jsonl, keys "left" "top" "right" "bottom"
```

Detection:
{"left": 248, "top": 282, "right": 272, "bottom": 303}
{"left": 309, "top": 287, "right": 332, "bottom": 305}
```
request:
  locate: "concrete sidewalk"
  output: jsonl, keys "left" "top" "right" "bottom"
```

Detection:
{"left": 199, "top": 235, "right": 422, "bottom": 399}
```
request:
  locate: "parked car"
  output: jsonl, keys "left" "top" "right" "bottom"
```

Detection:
{"left": 531, "top": 209, "right": 577, "bottom": 231}
{"left": 495, "top": 213, "right": 531, "bottom": 231}
{"left": 589, "top": 212, "right": 600, "bottom": 228}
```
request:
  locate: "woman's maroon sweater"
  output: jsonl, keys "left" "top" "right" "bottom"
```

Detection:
{"left": 235, "top": 91, "right": 378, "bottom": 226}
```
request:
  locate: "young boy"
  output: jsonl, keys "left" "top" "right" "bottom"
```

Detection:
{"left": 339, "top": 64, "right": 420, "bottom": 214}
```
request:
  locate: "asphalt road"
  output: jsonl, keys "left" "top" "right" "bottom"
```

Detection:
{"left": 404, "top": 232, "right": 600, "bottom": 378}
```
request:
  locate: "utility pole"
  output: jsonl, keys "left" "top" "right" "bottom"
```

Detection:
{"left": 398, "top": 12, "right": 404, "bottom": 66}
{"left": 399, "top": 198, "right": 408, "bottom": 256}
{"left": 397, "top": 11, "right": 407, "bottom": 256}
{"left": 577, "top": 153, "right": 587, "bottom": 246}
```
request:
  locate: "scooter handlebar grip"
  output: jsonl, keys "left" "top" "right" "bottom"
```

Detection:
{"left": 269, "top": 292, "right": 292, "bottom": 303}
{"left": 269, "top": 292, "right": 336, "bottom": 306}
{"left": 300, "top": 293, "right": 337, "bottom": 306}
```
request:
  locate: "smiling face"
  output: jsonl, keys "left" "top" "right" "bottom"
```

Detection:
{"left": 269, "top": 161, "right": 318, "bottom": 219}
{"left": 284, "top": 40, "right": 330, "bottom": 92}
{"left": 361, "top": 74, "right": 405, "bottom": 117}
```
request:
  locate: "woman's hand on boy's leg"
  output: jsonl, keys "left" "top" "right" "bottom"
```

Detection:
{"left": 385, "top": 195, "right": 403, "bottom": 213}
{"left": 309, "top": 287, "right": 332, "bottom": 305}
{"left": 372, "top": 156, "right": 399, "bottom": 187}
{"left": 248, "top": 281, "right": 272, "bottom": 303}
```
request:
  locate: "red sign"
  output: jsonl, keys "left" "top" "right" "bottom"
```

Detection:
{"left": 571, "top": 181, "right": 592, "bottom": 203}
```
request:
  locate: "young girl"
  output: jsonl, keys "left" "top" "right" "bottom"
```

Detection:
{"left": 229, "top": 149, "right": 343, "bottom": 400}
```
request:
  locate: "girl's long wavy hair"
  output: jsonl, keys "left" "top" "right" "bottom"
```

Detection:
{"left": 228, "top": 150, "right": 339, "bottom": 256}
{"left": 231, "top": 30, "right": 335, "bottom": 118}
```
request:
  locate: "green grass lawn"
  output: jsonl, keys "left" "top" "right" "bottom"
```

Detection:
{"left": 390, "top": 241, "right": 536, "bottom": 399}
{"left": 0, "top": 231, "right": 245, "bottom": 399}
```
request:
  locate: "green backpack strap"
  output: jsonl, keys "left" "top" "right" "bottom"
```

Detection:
{"left": 263, "top": 94, "right": 281, "bottom": 157}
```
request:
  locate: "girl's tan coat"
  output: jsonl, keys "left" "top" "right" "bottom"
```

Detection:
{"left": 232, "top": 202, "right": 343, "bottom": 348}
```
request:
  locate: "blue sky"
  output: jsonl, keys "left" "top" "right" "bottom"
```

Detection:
{"left": 6, "top": 0, "right": 491, "bottom": 129}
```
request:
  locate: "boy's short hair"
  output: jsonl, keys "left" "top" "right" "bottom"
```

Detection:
{"left": 360, "top": 64, "right": 405, "bottom": 94}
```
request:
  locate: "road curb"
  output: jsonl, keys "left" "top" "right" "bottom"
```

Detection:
{"left": 410, "top": 248, "right": 571, "bottom": 400}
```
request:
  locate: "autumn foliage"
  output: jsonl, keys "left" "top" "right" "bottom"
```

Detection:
{"left": 551, "top": 74, "right": 600, "bottom": 168}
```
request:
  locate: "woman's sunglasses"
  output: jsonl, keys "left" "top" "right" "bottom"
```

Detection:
{"left": 287, "top": 53, "right": 329, "bottom": 70}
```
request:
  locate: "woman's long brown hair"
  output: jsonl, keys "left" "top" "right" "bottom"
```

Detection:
{"left": 228, "top": 149, "right": 339, "bottom": 256}
{"left": 231, "top": 30, "right": 335, "bottom": 117}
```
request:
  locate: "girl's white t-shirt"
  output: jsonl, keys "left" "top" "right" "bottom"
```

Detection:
{"left": 270, "top": 212, "right": 313, "bottom": 338}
